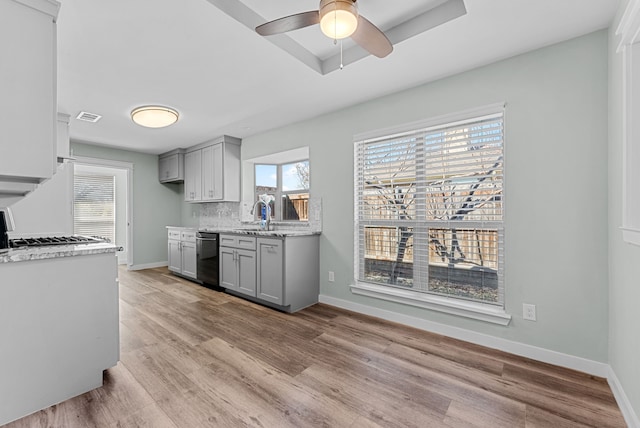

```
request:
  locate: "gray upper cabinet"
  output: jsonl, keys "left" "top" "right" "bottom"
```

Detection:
{"left": 158, "top": 149, "right": 185, "bottom": 183}
{"left": 184, "top": 149, "right": 202, "bottom": 201}
{"left": 202, "top": 143, "right": 223, "bottom": 200}
{"left": 0, "top": 0, "right": 60, "bottom": 203}
{"left": 184, "top": 135, "right": 241, "bottom": 203}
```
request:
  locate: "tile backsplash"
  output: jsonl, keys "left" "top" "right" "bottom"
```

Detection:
{"left": 198, "top": 202, "right": 241, "bottom": 229}
{"left": 198, "top": 198, "right": 322, "bottom": 232}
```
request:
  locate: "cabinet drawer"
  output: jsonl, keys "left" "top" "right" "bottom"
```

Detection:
{"left": 219, "top": 234, "right": 256, "bottom": 250}
{"left": 168, "top": 229, "right": 181, "bottom": 240}
{"left": 180, "top": 230, "right": 196, "bottom": 242}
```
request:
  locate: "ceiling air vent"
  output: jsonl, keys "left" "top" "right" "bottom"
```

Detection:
{"left": 76, "top": 111, "right": 102, "bottom": 123}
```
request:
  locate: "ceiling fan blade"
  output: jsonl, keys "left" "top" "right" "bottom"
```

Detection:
{"left": 351, "top": 15, "right": 393, "bottom": 58}
{"left": 256, "top": 11, "right": 320, "bottom": 36}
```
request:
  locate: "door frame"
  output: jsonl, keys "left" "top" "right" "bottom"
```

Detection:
{"left": 73, "top": 156, "right": 134, "bottom": 268}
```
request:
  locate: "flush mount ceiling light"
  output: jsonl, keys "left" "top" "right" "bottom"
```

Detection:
{"left": 319, "top": 0, "right": 358, "bottom": 40}
{"left": 131, "top": 106, "right": 179, "bottom": 128}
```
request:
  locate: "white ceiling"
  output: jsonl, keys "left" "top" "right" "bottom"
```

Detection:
{"left": 56, "top": 0, "right": 620, "bottom": 155}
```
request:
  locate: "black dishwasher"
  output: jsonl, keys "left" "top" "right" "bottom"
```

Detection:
{"left": 196, "top": 231, "right": 221, "bottom": 290}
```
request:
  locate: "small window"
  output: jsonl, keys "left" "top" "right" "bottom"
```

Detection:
{"left": 255, "top": 161, "right": 309, "bottom": 221}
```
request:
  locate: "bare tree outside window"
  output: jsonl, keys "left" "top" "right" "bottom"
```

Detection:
{"left": 295, "top": 161, "right": 309, "bottom": 190}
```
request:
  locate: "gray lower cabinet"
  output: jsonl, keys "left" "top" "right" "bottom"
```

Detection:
{"left": 167, "top": 228, "right": 197, "bottom": 280}
{"left": 219, "top": 233, "right": 319, "bottom": 313}
{"left": 168, "top": 238, "right": 181, "bottom": 272}
{"left": 181, "top": 241, "right": 197, "bottom": 278}
{"left": 257, "top": 238, "right": 283, "bottom": 305}
{"left": 220, "top": 235, "right": 256, "bottom": 297}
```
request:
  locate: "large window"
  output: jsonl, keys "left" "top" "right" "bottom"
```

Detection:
{"left": 355, "top": 108, "right": 504, "bottom": 308}
{"left": 73, "top": 174, "right": 116, "bottom": 242}
{"left": 255, "top": 160, "right": 309, "bottom": 221}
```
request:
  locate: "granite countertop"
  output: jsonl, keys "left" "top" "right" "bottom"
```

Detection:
{"left": 166, "top": 226, "right": 197, "bottom": 230}
{"left": 202, "top": 228, "right": 321, "bottom": 237}
{"left": 0, "top": 242, "right": 120, "bottom": 264}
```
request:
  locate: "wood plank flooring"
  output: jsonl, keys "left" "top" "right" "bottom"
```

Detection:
{"left": 5, "top": 267, "right": 627, "bottom": 427}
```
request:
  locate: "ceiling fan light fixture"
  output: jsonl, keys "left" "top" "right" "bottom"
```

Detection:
{"left": 319, "top": 0, "right": 358, "bottom": 40}
{"left": 131, "top": 105, "right": 179, "bottom": 128}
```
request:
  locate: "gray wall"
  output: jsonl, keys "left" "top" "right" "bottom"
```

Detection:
{"left": 608, "top": 5, "right": 640, "bottom": 418}
{"left": 241, "top": 31, "right": 610, "bottom": 362}
{"left": 71, "top": 142, "right": 183, "bottom": 268}
{"left": 180, "top": 188, "right": 200, "bottom": 228}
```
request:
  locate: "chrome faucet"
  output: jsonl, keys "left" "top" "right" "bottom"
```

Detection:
{"left": 250, "top": 199, "right": 271, "bottom": 230}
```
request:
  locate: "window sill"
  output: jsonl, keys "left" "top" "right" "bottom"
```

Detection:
{"left": 350, "top": 282, "right": 512, "bottom": 326}
{"left": 621, "top": 226, "right": 640, "bottom": 247}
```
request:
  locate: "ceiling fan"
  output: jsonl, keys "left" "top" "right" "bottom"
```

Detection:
{"left": 255, "top": 0, "right": 393, "bottom": 59}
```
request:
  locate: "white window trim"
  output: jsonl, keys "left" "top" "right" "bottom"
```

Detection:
{"left": 617, "top": 0, "right": 640, "bottom": 246}
{"left": 352, "top": 103, "right": 511, "bottom": 326}
{"left": 350, "top": 281, "right": 511, "bottom": 325}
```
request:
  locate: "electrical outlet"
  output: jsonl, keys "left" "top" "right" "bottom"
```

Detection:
{"left": 523, "top": 303, "right": 537, "bottom": 321}
{"left": 328, "top": 271, "right": 335, "bottom": 282}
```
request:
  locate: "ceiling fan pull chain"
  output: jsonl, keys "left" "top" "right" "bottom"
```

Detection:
{"left": 333, "top": 0, "right": 338, "bottom": 45}
{"left": 340, "top": 40, "right": 344, "bottom": 70}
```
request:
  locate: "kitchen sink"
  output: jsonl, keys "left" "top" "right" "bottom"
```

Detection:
{"left": 230, "top": 228, "right": 281, "bottom": 236}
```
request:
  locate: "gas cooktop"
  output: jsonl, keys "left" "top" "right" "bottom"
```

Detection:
{"left": 9, "top": 236, "right": 107, "bottom": 248}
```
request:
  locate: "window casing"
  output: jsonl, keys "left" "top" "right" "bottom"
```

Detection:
{"left": 255, "top": 160, "right": 309, "bottom": 221}
{"left": 354, "top": 108, "right": 505, "bottom": 309}
{"left": 617, "top": 1, "right": 640, "bottom": 246}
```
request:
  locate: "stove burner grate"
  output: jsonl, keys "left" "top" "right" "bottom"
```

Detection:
{"left": 9, "top": 236, "right": 106, "bottom": 248}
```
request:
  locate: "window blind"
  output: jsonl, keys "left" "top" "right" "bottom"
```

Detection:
{"left": 73, "top": 174, "right": 115, "bottom": 242}
{"left": 355, "top": 111, "right": 504, "bottom": 305}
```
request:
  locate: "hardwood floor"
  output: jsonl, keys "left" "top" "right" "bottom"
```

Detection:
{"left": 5, "top": 267, "right": 626, "bottom": 427}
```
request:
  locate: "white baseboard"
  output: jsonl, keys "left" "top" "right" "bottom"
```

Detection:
{"left": 127, "top": 261, "right": 168, "bottom": 271}
{"left": 318, "top": 294, "right": 609, "bottom": 377}
{"left": 608, "top": 366, "right": 640, "bottom": 428}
